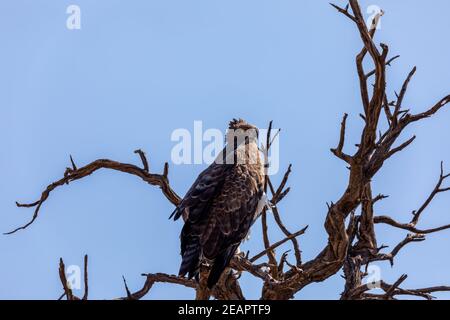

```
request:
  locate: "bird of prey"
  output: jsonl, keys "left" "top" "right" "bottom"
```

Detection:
{"left": 170, "top": 119, "right": 267, "bottom": 288}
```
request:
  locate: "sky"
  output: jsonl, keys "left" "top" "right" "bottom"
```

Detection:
{"left": 1, "top": 0, "right": 450, "bottom": 300}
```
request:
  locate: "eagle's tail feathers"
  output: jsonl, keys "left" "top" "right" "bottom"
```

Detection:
{"left": 207, "top": 244, "right": 238, "bottom": 289}
{"left": 170, "top": 207, "right": 183, "bottom": 221}
{"left": 179, "top": 242, "right": 200, "bottom": 278}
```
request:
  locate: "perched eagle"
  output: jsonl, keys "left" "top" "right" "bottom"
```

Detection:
{"left": 170, "top": 119, "right": 266, "bottom": 288}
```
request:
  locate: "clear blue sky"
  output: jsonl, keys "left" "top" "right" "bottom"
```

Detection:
{"left": 1, "top": 0, "right": 450, "bottom": 300}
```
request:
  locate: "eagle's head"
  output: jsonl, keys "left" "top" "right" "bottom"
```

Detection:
{"left": 227, "top": 118, "right": 259, "bottom": 144}
{"left": 219, "top": 118, "right": 262, "bottom": 166}
{"left": 228, "top": 118, "right": 256, "bottom": 131}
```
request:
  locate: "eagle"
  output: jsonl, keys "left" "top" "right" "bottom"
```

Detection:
{"left": 170, "top": 119, "right": 267, "bottom": 288}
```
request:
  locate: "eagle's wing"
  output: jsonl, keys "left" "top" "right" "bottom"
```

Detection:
{"left": 203, "top": 166, "right": 264, "bottom": 287}
{"left": 176, "top": 165, "right": 264, "bottom": 287}
{"left": 169, "top": 162, "right": 231, "bottom": 281}
{"left": 170, "top": 162, "right": 232, "bottom": 222}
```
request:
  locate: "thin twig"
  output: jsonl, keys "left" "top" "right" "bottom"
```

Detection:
{"left": 250, "top": 226, "right": 308, "bottom": 263}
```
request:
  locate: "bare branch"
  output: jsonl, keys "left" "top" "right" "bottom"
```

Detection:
{"left": 58, "top": 258, "right": 75, "bottom": 300}
{"left": 271, "top": 164, "right": 292, "bottom": 204}
{"left": 122, "top": 276, "right": 133, "bottom": 299}
{"left": 392, "top": 285, "right": 450, "bottom": 300}
{"left": 230, "top": 255, "right": 275, "bottom": 282}
{"left": 250, "top": 226, "right": 308, "bottom": 263}
{"left": 270, "top": 205, "right": 303, "bottom": 265}
{"left": 407, "top": 95, "right": 450, "bottom": 123}
{"left": 134, "top": 149, "right": 149, "bottom": 172}
{"left": 371, "top": 234, "right": 426, "bottom": 266}
{"left": 259, "top": 0, "right": 449, "bottom": 300}
{"left": 331, "top": 113, "right": 353, "bottom": 164}
{"left": 120, "top": 273, "right": 196, "bottom": 300}
{"left": 393, "top": 67, "right": 417, "bottom": 122}
{"left": 376, "top": 279, "right": 450, "bottom": 300}
{"left": 6, "top": 151, "right": 181, "bottom": 235}
{"left": 82, "top": 255, "right": 89, "bottom": 300}
{"left": 374, "top": 215, "right": 450, "bottom": 235}
{"left": 69, "top": 155, "right": 77, "bottom": 171}
{"left": 384, "top": 274, "right": 408, "bottom": 299}
{"left": 382, "top": 94, "right": 393, "bottom": 125}
{"left": 373, "top": 194, "right": 389, "bottom": 204}
{"left": 366, "top": 55, "right": 400, "bottom": 79}
{"left": 384, "top": 135, "right": 416, "bottom": 160}
{"left": 330, "top": 3, "right": 357, "bottom": 22}
{"left": 267, "top": 165, "right": 303, "bottom": 266}
{"left": 411, "top": 162, "right": 450, "bottom": 226}
{"left": 58, "top": 255, "right": 89, "bottom": 300}
{"left": 261, "top": 120, "right": 279, "bottom": 275}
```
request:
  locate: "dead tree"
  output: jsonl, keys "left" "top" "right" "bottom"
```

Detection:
{"left": 7, "top": 0, "right": 450, "bottom": 300}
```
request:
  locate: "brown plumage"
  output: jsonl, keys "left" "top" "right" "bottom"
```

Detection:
{"left": 170, "top": 119, "right": 265, "bottom": 288}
